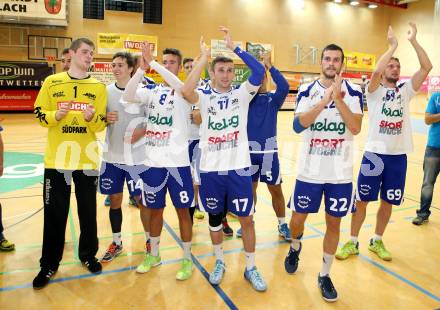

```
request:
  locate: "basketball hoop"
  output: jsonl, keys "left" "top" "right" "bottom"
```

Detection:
{"left": 46, "top": 55, "right": 56, "bottom": 62}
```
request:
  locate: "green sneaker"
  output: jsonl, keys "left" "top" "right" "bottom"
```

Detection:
{"left": 176, "top": 258, "right": 193, "bottom": 281}
{"left": 336, "top": 240, "right": 359, "bottom": 260}
{"left": 136, "top": 253, "right": 161, "bottom": 273}
{"left": 368, "top": 239, "right": 392, "bottom": 261}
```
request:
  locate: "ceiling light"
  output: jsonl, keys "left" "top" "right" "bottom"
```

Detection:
{"left": 368, "top": 3, "right": 378, "bottom": 8}
{"left": 350, "top": 0, "right": 360, "bottom": 5}
{"left": 334, "top": 0, "right": 342, "bottom": 3}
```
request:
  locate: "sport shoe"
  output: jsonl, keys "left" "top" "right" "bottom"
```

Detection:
{"left": 284, "top": 243, "right": 302, "bottom": 274}
{"left": 244, "top": 267, "right": 267, "bottom": 292}
{"left": 83, "top": 257, "right": 102, "bottom": 274}
{"left": 136, "top": 253, "right": 161, "bottom": 273}
{"left": 128, "top": 196, "right": 138, "bottom": 207}
{"left": 209, "top": 259, "right": 226, "bottom": 285}
{"left": 33, "top": 268, "right": 57, "bottom": 289}
{"left": 222, "top": 220, "right": 233, "bottom": 237}
{"left": 176, "top": 258, "right": 193, "bottom": 281}
{"left": 368, "top": 239, "right": 392, "bottom": 261}
{"left": 0, "top": 239, "right": 15, "bottom": 251}
{"left": 278, "top": 223, "right": 292, "bottom": 241}
{"left": 145, "top": 239, "right": 151, "bottom": 254}
{"left": 104, "top": 196, "right": 111, "bottom": 206}
{"left": 318, "top": 273, "right": 338, "bottom": 302}
{"left": 194, "top": 209, "right": 205, "bottom": 220}
{"left": 412, "top": 215, "right": 429, "bottom": 226}
{"left": 236, "top": 227, "right": 242, "bottom": 238}
{"left": 101, "top": 242, "right": 123, "bottom": 263}
{"left": 335, "top": 240, "right": 359, "bottom": 260}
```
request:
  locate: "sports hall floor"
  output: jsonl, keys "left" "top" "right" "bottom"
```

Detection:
{"left": 0, "top": 111, "right": 439, "bottom": 309}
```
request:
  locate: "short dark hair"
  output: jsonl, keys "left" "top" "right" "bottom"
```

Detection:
{"left": 162, "top": 48, "right": 182, "bottom": 64}
{"left": 321, "top": 44, "right": 344, "bottom": 63}
{"left": 183, "top": 58, "right": 194, "bottom": 66}
{"left": 112, "top": 52, "right": 135, "bottom": 69}
{"left": 390, "top": 57, "right": 400, "bottom": 64}
{"left": 62, "top": 48, "right": 70, "bottom": 55}
{"left": 69, "top": 38, "right": 95, "bottom": 52}
{"left": 211, "top": 56, "right": 233, "bottom": 71}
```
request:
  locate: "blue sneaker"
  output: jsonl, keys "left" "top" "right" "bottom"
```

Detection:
{"left": 104, "top": 196, "right": 111, "bottom": 206}
{"left": 244, "top": 267, "right": 267, "bottom": 292}
{"left": 236, "top": 228, "right": 242, "bottom": 238}
{"left": 278, "top": 223, "right": 292, "bottom": 241}
{"left": 284, "top": 243, "right": 302, "bottom": 274}
{"left": 209, "top": 260, "right": 226, "bottom": 285}
{"left": 318, "top": 273, "right": 338, "bottom": 302}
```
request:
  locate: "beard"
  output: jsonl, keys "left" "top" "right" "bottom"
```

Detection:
{"left": 323, "top": 71, "right": 336, "bottom": 79}
{"left": 385, "top": 76, "right": 399, "bottom": 84}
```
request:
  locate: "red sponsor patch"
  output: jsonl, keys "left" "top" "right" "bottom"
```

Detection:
{"left": 57, "top": 101, "right": 89, "bottom": 111}
{"left": 45, "top": 0, "right": 62, "bottom": 14}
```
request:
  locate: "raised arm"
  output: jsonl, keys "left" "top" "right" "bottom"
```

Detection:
{"left": 368, "top": 26, "right": 398, "bottom": 93}
{"left": 141, "top": 42, "right": 184, "bottom": 91}
{"left": 220, "top": 26, "right": 264, "bottom": 87}
{"left": 407, "top": 23, "right": 433, "bottom": 91}
{"left": 263, "top": 53, "right": 289, "bottom": 105}
{"left": 181, "top": 37, "right": 210, "bottom": 104}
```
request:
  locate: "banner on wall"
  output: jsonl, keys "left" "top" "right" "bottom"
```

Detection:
{"left": 0, "top": 0, "right": 67, "bottom": 26}
{"left": 211, "top": 40, "right": 244, "bottom": 61}
{"left": 0, "top": 89, "right": 39, "bottom": 111}
{"left": 246, "top": 42, "right": 273, "bottom": 61}
{"left": 428, "top": 76, "right": 440, "bottom": 93}
{"left": 0, "top": 61, "right": 53, "bottom": 89}
{"left": 346, "top": 52, "right": 376, "bottom": 71}
{"left": 97, "top": 33, "right": 158, "bottom": 56}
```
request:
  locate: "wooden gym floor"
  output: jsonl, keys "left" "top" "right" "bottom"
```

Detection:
{"left": 0, "top": 112, "right": 439, "bottom": 309}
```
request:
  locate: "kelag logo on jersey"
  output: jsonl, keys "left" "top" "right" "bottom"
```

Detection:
{"left": 381, "top": 103, "right": 403, "bottom": 117}
{"left": 208, "top": 115, "right": 239, "bottom": 131}
{"left": 310, "top": 119, "right": 346, "bottom": 135}
{"left": 148, "top": 113, "right": 173, "bottom": 127}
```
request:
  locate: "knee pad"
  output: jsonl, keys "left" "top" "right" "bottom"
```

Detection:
{"left": 209, "top": 212, "right": 223, "bottom": 231}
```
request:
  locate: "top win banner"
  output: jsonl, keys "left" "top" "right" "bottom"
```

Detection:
{"left": 0, "top": 0, "right": 67, "bottom": 26}
{"left": 97, "top": 33, "right": 158, "bottom": 56}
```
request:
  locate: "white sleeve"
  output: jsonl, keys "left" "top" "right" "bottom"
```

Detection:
{"left": 149, "top": 60, "right": 184, "bottom": 92}
{"left": 122, "top": 68, "right": 147, "bottom": 103}
{"left": 402, "top": 80, "right": 417, "bottom": 102}
{"left": 345, "top": 82, "right": 363, "bottom": 115}
{"left": 295, "top": 84, "right": 312, "bottom": 114}
{"left": 237, "top": 80, "right": 259, "bottom": 109}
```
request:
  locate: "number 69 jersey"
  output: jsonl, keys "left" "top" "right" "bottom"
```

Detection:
{"left": 34, "top": 72, "right": 107, "bottom": 170}
{"left": 197, "top": 81, "right": 259, "bottom": 172}
{"left": 295, "top": 79, "right": 363, "bottom": 183}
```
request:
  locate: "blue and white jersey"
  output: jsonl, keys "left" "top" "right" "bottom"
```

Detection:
{"left": 365, "top": 80, "right": 416, "bottom": 155}
{"left": 295, "top": 79, "right": 363, "bottom": 183}
{"left": 248, "top": 67, "right": 289, "bottom": 153}
{"left": 197, "top": 81, "right": 259, "bottom": 172}
{"left": 188, "top": 79, "right": 211, "bottom": 141}
{"left": 135, "top": 83, "right": 190, "bottom": 167}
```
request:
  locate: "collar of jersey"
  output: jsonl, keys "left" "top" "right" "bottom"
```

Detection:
{"left": 66, "top": 72, "right": 91, "bottom": 80}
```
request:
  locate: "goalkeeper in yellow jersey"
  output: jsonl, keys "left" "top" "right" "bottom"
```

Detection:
{"left": 32, "top": 38, "right": 107, "bottom": 289}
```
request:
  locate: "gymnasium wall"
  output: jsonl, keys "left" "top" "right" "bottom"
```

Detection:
{"left": 390, "top": 0, "right": 437, "bottom": 115}
{"left": 1, "top": 0, "right": 393, "bottom": 72}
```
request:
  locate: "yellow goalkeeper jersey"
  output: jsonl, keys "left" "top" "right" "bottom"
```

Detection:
{"left": 34, "top": 72, "right": 107, "bottom": 170}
